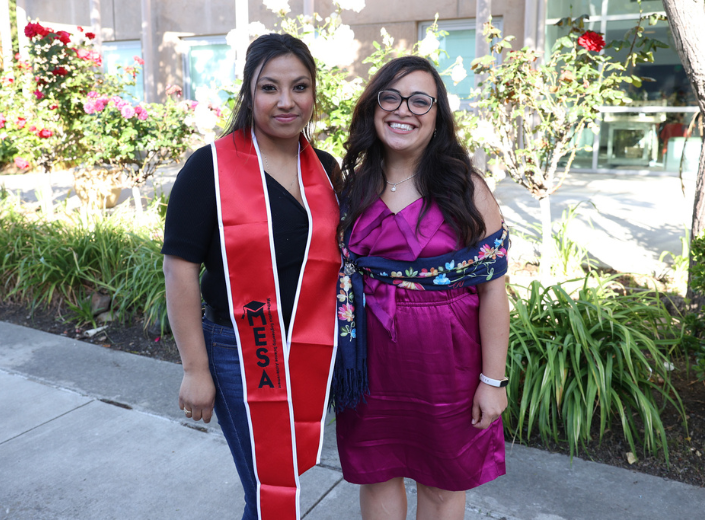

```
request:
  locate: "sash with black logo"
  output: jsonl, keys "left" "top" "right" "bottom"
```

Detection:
{"left": 212, "top": 129, "right": 340, "bottom": 519}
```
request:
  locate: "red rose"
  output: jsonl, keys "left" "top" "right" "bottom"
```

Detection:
{"left": 24, "top": 22, "right": 47, "bottom": 39}
{"left": 14, "top": 157, "right": 30, "bottom": 169}
{"left": 56, "top": 31, "right": 71, "bottom": 45}
{"left": 51, "top": 67, "right": 69, "bottom": 76}
{"left": 577, "top": 31, "right": 605, "bottom": 52}
{"left": 38, "top": 128, "right": 53, "bottom": 138}
{"left": 0, "top": 114, "right": 5, "bottom": 128}
{"left": 76, "top": 48, "right": 90, "bottom": 60}
{"left": 16, "top": 117, "right": 26, "bottom": 129}
{"left": 33, "top": 89, "right": 44, "bottom": 100}
{"left": 35, "top": 77, "right": 47, "bottom": 86}
{"left": 134, "top": 56, "right": 144, "bottom": 65}
{"left": 49, "top": 104, "right": 59, "bottom": 110}
{"left": 85, "top": 32, "right": 96, "bottom": 40}
{"left": 28, "top": 125, "right": 36, "bottom": 133}
{"left": 77, "top": 26, "right": 84, "bottom": 32}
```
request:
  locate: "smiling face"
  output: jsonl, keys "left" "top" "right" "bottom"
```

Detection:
{"left": 251, "top": 53, "right": 314, "bottom": 143}
{"left": 374, "top": 70, "right": 438, "bottom": 161}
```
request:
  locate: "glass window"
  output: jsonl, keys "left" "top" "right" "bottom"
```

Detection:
{"left": 418, "top": 19, "right": 503, "bottom": 101}
{"left": 182, "top": 37, "right": 234, "bottom": 101}
{"left": 102, "top": 40, "right": 144, "bottom": 102}
{"left": 438, "top": 28, "right": 475, "bottom": 98}
{"left": 596, "top": 111, "right": 702, "bottom": 171}
{"left": 606, "top": 0, "right": 664, "bottom": 16}
{"left": 604, "top": 20, "right": 695, "bottom": 107}
{"left": 547, "top": 0, "right": 602, "bottom": 19}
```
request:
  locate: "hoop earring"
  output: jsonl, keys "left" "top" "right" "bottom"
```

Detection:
{"left": 433, "top": 128, "right": 437, "bottom": 139}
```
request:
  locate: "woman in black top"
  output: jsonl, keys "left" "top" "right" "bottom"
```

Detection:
{"left": 162, "top": 34, "right": 339, "bottom": 520}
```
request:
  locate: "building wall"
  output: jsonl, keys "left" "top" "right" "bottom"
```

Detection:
{"left": 23, "top": 0, "right": 529, "bottom": 99}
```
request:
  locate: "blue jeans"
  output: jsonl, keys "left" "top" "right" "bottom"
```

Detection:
{"left": 202, "top": 317, "right": 257, "bottom": 520}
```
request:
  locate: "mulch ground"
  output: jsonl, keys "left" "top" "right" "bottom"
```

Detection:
{"left": 1, "top": 298, "right": 703, "bottom": 488}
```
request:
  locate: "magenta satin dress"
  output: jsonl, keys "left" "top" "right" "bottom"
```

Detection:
{"left": 335, "top": 197, "right": 506, "bottom": 491}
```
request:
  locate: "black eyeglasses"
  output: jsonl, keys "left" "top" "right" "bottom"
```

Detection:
{"left": 377, "top": 90, "right": 437, "bottom": 116}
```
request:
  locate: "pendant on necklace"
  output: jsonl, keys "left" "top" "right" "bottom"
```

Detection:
{"left": 390, "top": 185, "right": 397, "bottom": 192}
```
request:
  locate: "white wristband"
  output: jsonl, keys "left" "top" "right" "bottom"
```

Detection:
{"left": 479, "top": 373, "right": 509, "bottom": 388}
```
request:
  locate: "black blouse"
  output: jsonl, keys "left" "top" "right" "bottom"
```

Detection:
{"left": 161, "top": 144, "right": 337, "bottom": 330}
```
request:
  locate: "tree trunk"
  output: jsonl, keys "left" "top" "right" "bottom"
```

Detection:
{"left": 662, "top": 0, "right": 705, "bottom": 301}
{"left": 539, "top": 194, "right": 554, "bottom": 285}
{"left": 132, "top": 185, "right": 143, "bottom": 221}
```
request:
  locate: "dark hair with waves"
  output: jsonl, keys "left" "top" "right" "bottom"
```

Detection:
{"left": 340, "top": 56, "right": 487, "bottom": 246}
{"left": 221, "top": 33, "right": 317, "bottom": 139}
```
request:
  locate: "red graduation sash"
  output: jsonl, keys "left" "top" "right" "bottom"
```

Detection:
{"left": 212, "top": 129, "right": 340, "bottom": 520}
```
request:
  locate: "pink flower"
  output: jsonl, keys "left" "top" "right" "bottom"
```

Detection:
{"left": 38, "top": 128, "right": 53, "bottom": 138}
{"left": 76, "top": 48, "right": 90, "bottom": 60}
{"left": 116, "top": 99, "right": 130, "bottom": 109}
{"left": 14, "top": 157, "right": 30, "bottom": 169}
{"left": 94, "top": 97, "right": 108, "bottom": 111}
{"left": 0, "top": 113, "right": 5, "bottom": 128}
{"left": 135, "top": 105, "right": 149, "bottom": 120}
{"left": 83, "top": 100, "right": 97, "bottom": 114}
{"left": 87, "top": 91, "right": 98, "bottom": 98}
{"left": 77, "top": 26, "right": 84, "bottom": 33}
{"left": 478, "top": 244, "right": 495, "bottom": 260}
{"left": 85, "top": 32, "right": 96, "bottom": 40}
{"left": 120, "top": 105, "right": 136, "bottom": 119}
{"left": 166, "top": 84, "right": 182, "bottom": 96}
{"left": 16, "top": 117, "right": 26, "bottom": 129}
{"left": 110, "top": 95, "right": 123, "bottom": 105}
{"left": 338, "top": 303, "right": 355, "bottom": 322}
{"left": 189, "top": 100, "right": 198, "bottom": 110}
{"left": 134, "top": 56, "right": 145, "bottom": 65}
{"left": 28, "top": 124, "right": 36, "bottom": 133}
{"left": 33, "top": 89, "right": 44, "bottom": 100}
{"left": 51, "top": 67, "right": 69, "bottom": 76}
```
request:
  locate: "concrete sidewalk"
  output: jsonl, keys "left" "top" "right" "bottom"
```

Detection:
{"left": 1, "top": 321, "right": 704, "bottom": 520}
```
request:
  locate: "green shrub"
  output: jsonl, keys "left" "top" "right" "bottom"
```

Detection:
{"left": 505, "top": 274, "right": 684, "bottom": 462}
{"left": 683, "top": 233, "right": 705, "bottom": 380}
{"left": 0, "top": 197, "right": 167, "bottom": 331}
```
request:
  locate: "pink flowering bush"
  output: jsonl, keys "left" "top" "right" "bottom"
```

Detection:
{"left": 3, "top": 21, "right": 126, "bottom": 172}
{"left": 80, "top": 90, "right": 195, "bottom": 187}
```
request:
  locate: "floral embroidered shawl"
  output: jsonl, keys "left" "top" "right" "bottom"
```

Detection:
{"left": 331, "top": 219, "right": 509, "bottom": 413}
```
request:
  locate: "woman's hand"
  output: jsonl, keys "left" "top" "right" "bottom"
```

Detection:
{"left": 471, "top": 382, "right": 508, "bottom": 429}
{"left": 179, "top": 368, "right": 216, "bottom": 423}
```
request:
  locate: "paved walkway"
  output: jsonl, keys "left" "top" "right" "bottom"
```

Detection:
{"left": 1, "top": 321, "right": 704, "bottom": 520}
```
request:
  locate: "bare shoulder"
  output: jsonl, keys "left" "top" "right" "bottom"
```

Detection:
{"left": 471, "top": 173, "right": 503, "bottom": 238}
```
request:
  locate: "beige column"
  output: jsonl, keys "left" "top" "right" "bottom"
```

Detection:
{"left": 474, "top": 0, "right": 492, "bottom": 173}
{"left": 234, "top": 0, "right": 249, "bottom": 79}
{"left": 15, "top": 0, "right": 28, "bottom": 60}
{"left": 303, "top": 0, "right": 314, "bottom": 17}
{"left": 524, "top": 0, "right": 546, "bottom": 53}
{"left": 141, "top": 0, "right": 156, "bottom": 101}
{"left": 0, "top": 0, "right": 13, "bottom": 76}
{"left": 89, "top": 0, "right": 102, "bottom": 54}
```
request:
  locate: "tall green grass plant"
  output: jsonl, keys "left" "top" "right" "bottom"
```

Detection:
{"left": 505, "top": 274, "right": 685, "bottom": 463}
{"left": 0, "top": 195, "right": 168, "bottom": 331}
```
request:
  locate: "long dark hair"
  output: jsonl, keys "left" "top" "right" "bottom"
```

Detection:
{"left": 222, "top": 33, "right": 318, "bottom": 139}
{"left": 340, "top": 56, "right": 487, "bottom": 246}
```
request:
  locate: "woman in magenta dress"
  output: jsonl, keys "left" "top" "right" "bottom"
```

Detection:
{"left": 333, "top": 56, "right": 510, "bottom": 519}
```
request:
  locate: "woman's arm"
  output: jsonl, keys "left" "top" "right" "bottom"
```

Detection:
{"left": 471, "top": 176, "right": 510, "bottom": 429}
{"left": 163, "top": 254, "right": 215, "bottom": 423}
